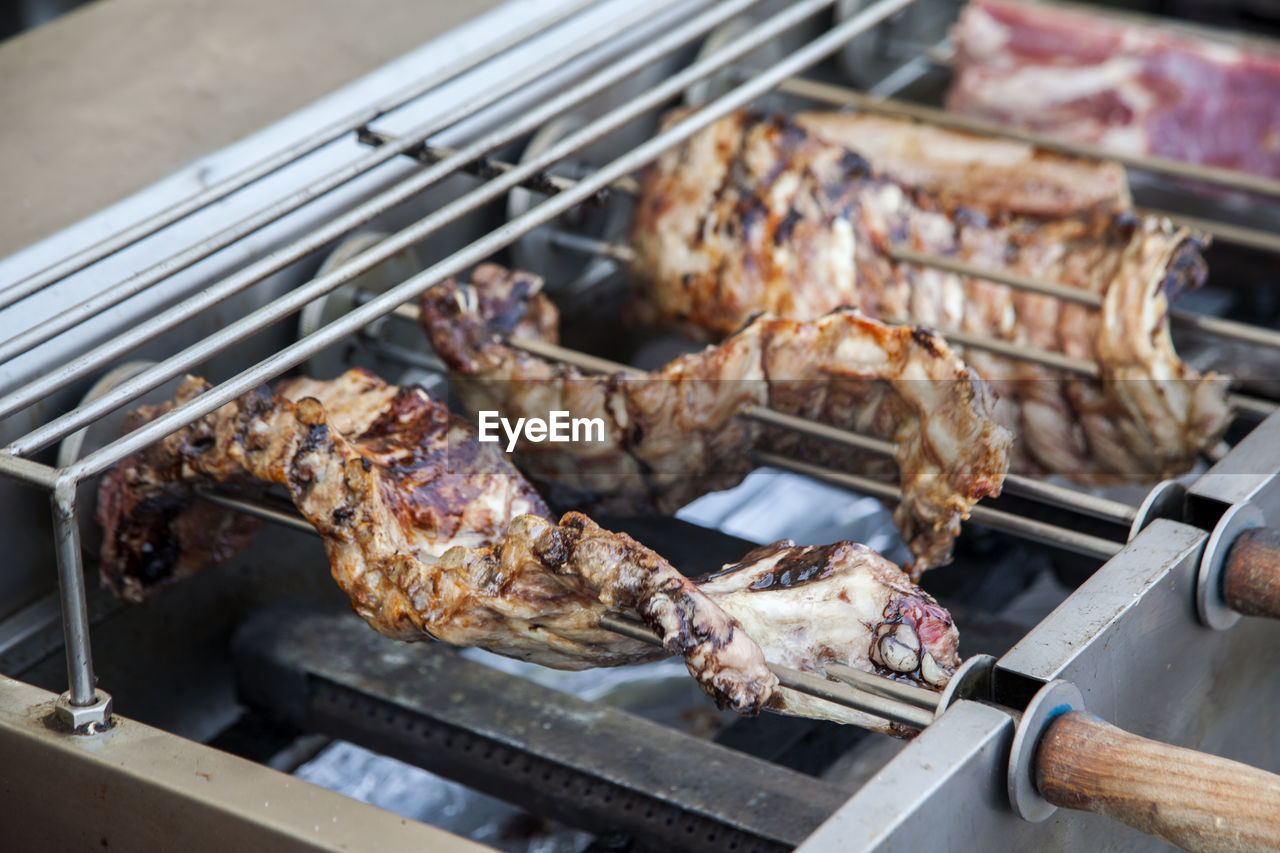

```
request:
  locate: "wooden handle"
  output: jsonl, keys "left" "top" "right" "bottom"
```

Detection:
{"left": 1035, "top": 711, "right": 1280, "bottom": 852}
{"left": 1224, "top": 527, "right": 1280, "bottom": 620}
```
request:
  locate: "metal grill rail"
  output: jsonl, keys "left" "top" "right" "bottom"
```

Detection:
{"left": 0, "top": 1, "right": 686, "bottom": 365}
{"left": 0, "top": 0, "right": 761, "bottom": 425}
{"left": 0, "top": 0, "right": 606, "bottom": 312}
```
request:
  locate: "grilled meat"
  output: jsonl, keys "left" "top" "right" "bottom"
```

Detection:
{"left": 421, "top": 264, "right": 1012, "bottom": 573}
{"left": 630, "top": 109, "right": 1231, "bottom": 480}
{"left": 97, "top": 368, "right": 959, "bottom": 730}
{"left": 948, "top": 0, "right": 1280, "bottom": 179}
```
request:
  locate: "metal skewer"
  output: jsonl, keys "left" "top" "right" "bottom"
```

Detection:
{"left": 581, "top": 614, "right": 938, "bottom": 730}
{"left": 1136, "top": 208, "right": 1280, "bottom": 257}
{"left": 885, "top": 246, "right": 1280, "bottom": 354}
{"left": 495, "top": 333, "right": 1277, "bottom": 520}
{"left": 752, "top": 451, "right": 1125, "bottom": 561}
{"left": 773, "top": 75, "right": 1280, "bottom": 201}
{"left": 538, "top": 231, "right": 1280, "bottom": 357}
{"left": 547, "top": 230, "right": 640, "bottom": 264}
{"left": 532, "top": 233, "right": 1280, "bottom": 417}
{"left": 825, "top": 662, "right": 942, "bottom": 711}
{"left": 498, "top": 331, "right": 1139, "bottom": 525}
{"left": 196, "top": 488, "right": 937, "bottom": 731}
{"left": 389, "top": 300, "right": 1142, "bottom": 526}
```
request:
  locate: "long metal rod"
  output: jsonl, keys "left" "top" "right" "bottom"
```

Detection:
{"left": 194, "top": 490, "right": 934, "bottom": 731}
{"left": 549, "top": 231, "right": 640, "bottom": 264}
{"left": 771, "top": 663, "right": 937, "bottom": 729}
{"left": 754, "top": 451, "right": 1125, "bottom": 561}
{"left": 544, "top": 234, "right": 1280, "bottom": 392}
{"left": 198, "top": 490, "right": 315, "bottom": 535}
{"left": 522, "top": 251, "right": 1280, "bottom": 474}
{"left": 529, "top": 236, "right": 1279, "bottom": 427}
{"left": 20, "top": 0, "right": 905, "bottom": 470}
{"left": 758, "top": 75, "right": 1280, "bottom": 254}
{"left": 0, "top": 453, "right": 58, "bottom": 490}
{"left": 888, "top": 245, "right": 1098, "bottom": 306}
{"left": 0, "top": 0, "right": 767, "bottom": 431}
{"left": 599, "top": 614, "right": 935, "bottom": 729}
{"left": 825, "top": 662, "right": 940, "bottom": 711}
{"left": 50, "top": 482, "right": 95, "bottom": 705}
{"left": 1137, "top": 207, "right": 1280, "bottom": 257}
{"left": 889, "top": 246, "right": 1280, "bottom": 354}
{"left": 0, "top": 0, "right": 678, "bottom": 367}
{"left": 937, "top": 328, "right": 1098, "bottom": 377}
{"left": 503, "top": 334, "right": 1137, "bottom": 525}
{"left": 1170, "top": 308, "right": 1280, "bottom": 352}
{"left": 529, "top": 239, "right": 1059, "bottom": 378}
{"left": 361, "top": 135, "right": 644, "bottom": 199}
{"left": 996, "top": 474, "right": 1137, "bottom": 524}
{"left": 0, "top": 0, "right": 603, "bottom": 312}
{"left": 553, "top": 235, "right": 1280, "bottom": 357}
{"left": 775, "top": 75, "right": 1280, "bottom": 200}
{"left": 1231, "top": 393, "right": 1280, "bottom": 419}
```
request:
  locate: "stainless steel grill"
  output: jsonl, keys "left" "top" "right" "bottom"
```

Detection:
{"left": 3, "top": 0, "right": 1280, "bottom": 850}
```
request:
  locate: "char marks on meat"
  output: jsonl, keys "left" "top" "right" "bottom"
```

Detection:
{"left": 629, "top": 109, "right": 1230, "bottom": 480}
{"left": 97, "top": 368, "right": 959, "bottom": 732}
{"left": 421, "top": 264, "right": 1012, "bottom": 573}
{"left": 948, "top": 0, "right": 1280, "bottom": 179}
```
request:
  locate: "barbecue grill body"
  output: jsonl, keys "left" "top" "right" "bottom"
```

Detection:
{"left": 0, "top": 1, "right": 1278, "bottom": 850}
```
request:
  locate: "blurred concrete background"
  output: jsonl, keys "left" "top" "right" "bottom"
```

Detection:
{"left": 0, "top": 0, "right": 503, "bottom": 257}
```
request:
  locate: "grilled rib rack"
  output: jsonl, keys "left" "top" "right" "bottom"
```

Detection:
{"left": 2, "top": 0, "right": 1280, "bottom": 850}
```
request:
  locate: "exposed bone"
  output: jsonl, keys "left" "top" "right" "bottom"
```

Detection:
{"left": 879, "top": 623, "right": 922, "bottom": 673}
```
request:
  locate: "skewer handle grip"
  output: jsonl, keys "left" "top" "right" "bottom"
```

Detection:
{"left": 1224, "top": 527, "right": 1280, "bottom": 620}
{"left": 1035, "top": 711, "right": 1280, "bottom": 853}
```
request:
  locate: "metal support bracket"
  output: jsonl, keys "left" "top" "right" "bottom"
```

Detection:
{"left": 50, "top": 474, "right": 106, "bottom": 726}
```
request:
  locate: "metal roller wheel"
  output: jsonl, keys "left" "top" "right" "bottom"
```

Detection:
{"left": 836, "top": 0, "right": 954, "bottom": 91}
{"left": 296, "top": 231, "right": 444, "bottom": 392}
{"left": 682, "top": 17, "right": 787, "bottom": 112}
{"left": 506, "top": 114, "right": 632, "bottom": 300}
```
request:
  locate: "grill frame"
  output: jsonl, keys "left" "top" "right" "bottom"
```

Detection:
{"left": 2, "top": 0, "right": 1280, "bottom": 849}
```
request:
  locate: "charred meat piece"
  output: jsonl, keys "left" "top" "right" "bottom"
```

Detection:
{"left": 948, "top": 0, "right": 1280, "bottom": 179}
{"left": 97, "top": 368, "right": 959, "bottom": 731}
{"left": 697, "top": 539, "right": 958, "bottom": 724}
{"left": 421, "top": 264, "right": 1012, "bottom": 573}
{"left": 630, "top": 109, "right": 1231, "bottom": 480}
